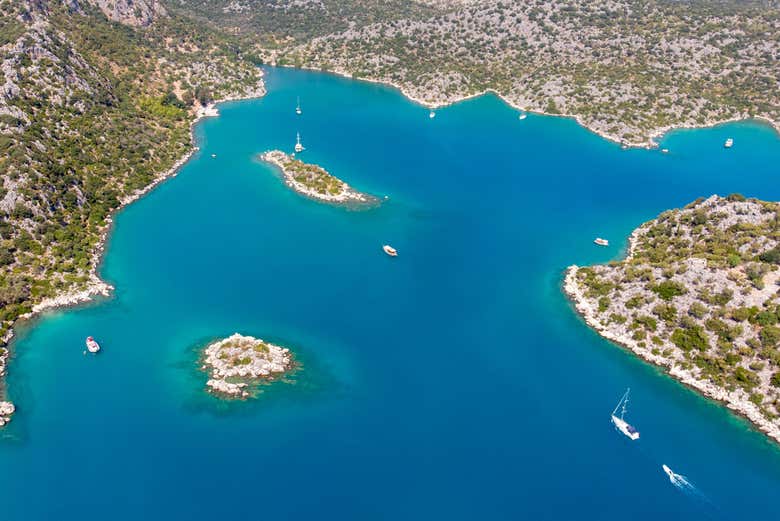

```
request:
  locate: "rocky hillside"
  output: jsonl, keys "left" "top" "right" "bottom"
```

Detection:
{"left": 566, "top": 195, "right": 780, "bottom": 441}
{"left": 0, "top": 0, "right": 264, "bottom": 404}
{"left": 189, "top": 0, "right": 780, "bottom": 146}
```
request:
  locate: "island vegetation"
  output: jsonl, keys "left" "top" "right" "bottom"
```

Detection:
{"left": 200, "top": 333, "right": 295, "bottom": 399}
{"left": 0, "top": 0, "right": 266, "bottom": 422}
{"left": 185, "top": 0, "right": 780, "bottom": 147}
{"left": 565, "top": 195, "right": 780, "bottom": 442}
{"left": 260, "top": 150, "right": 377, "bottom": 206}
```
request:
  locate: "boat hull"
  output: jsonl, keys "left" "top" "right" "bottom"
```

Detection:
{"left": 611, "top": 415, "right": 640, "bottom": 440}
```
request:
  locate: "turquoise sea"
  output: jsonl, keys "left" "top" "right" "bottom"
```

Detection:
{"left": 2, "top": 66, "right": 780, "bottom": 519}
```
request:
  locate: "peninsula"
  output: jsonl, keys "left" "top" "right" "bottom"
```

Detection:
{"left": 200, "top": 333, "right": 294, "bottom": 399}
{"left": 260, "top": 151, "right": 377, "bottom": 206}
{"left": 565, "top": 195, "right": 780, "bottom": 442}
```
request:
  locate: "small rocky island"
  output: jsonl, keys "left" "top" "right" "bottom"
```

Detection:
{"left": 565, "top": 195, "right": 780, "bottom": 442}
{"left": 260, "top": 150, "right": 377, "bottom": 206}
{"left": 200, "top": 333, "right": 294, "bottom": 399}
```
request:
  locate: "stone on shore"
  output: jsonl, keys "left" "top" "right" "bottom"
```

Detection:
{"left": 0, "top": 401, "right": 15, "bottom": 427}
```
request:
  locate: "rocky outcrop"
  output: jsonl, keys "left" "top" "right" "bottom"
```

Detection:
{"left": 565, "top": 195, "right": 780, "bottom": 442}
{"left": 201, "top": 333, "right": 294, "bottom": 399}
{"left": 0, "top": 401, "right": 14, "bottom": 427}
{"left": 83, "top": 0, "right": 166, "bottom": 27}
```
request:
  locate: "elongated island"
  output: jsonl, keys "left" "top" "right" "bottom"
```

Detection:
{"left": 260, "top": 150, "right": 377, "bottom": 206}
{"left": 565, "top": 195, "right": 780, "bottom": 442}
{"left": 200, "top": 333, "right": 294, "bottom": 399}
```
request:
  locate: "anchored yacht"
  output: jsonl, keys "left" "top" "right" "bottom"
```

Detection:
{"left": 294, "top": 132, "right": 305, "bottom": 153}
{"left": 296, "top": 97, "right": 302, "bottom": 115}
{"left": 724, "top": 138, "right": 734, "bottom": 148}
{"left": 383, "top": 245, "right": 398, "bottom": 257}
{"left": 85, "top": 336, "right": 101, "bottom": 354}
{"left": 611, "top": 388, "right": 640, "bottom": 440}
{"left": 429, "top": 111, "right": 436, "bottom": 119}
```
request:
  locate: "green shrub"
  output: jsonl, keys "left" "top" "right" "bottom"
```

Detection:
{"left": 651, "top": 280, "right": 686, "bottom": 301}
{"left": 671, "top": 327, "right": 709, "bottom": 351}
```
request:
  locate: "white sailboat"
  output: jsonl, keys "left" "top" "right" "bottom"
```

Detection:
{"left": 296, "top": 97, "right": 302, "bottom": 115}
{"left": 611, "top": 388, "right": 640, "bottom": 440}
{"left": 294, "top": 132, "right": 304, "bottom": 153}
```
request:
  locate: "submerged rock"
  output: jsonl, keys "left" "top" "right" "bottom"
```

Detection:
{"left": 201, "top": 333, "right": 294, "bottom": 399}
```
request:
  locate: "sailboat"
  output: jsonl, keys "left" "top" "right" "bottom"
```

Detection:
{"left": 296, "top": 97, "right": 302, "bottom": 115}
{"left": 611, "top": 388, "right": 640, "bottom": 440}
{"left": 294, "top": 132, "right": 304, "bottom": 153}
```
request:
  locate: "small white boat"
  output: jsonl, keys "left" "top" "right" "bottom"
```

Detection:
{"left": 383, "top": 245, "right": 398, "bottom": 257}
{"left": 294, "top": 132, "right": 305, "bottom": 153}
{"left": 295, "top": 96, "right": 302, "bottom": 116}
{"left": 429, "top": 111, "right": 436, "bottom": 119}
{"left": 518, "top": 112, "right": 528, "bottom": 120}
{"left": 662, "top": 464, "right": 674, "bottom": 479}
{"left": 594, "top": 238, "right": 609, "bottom": 247}
{"left": 661, "top": 148, "right": 669, "bottom": 154}
{"left": 611, "top": 388, "right": 640, "bottom": 440}
{"left": 724, "top": 138, "right": 734, "bottom": 148}
{"left": 85, "top": 336, "right": 101, "bottom": 354}
{"left": 211, "top": 153, "right": 216, "bottom": 158}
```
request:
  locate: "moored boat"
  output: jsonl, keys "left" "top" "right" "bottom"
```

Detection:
{"left": 594, "top": 237, "right": 609, "bottom": 246}
{"left": 383, "top": 245, "right": 398, "bottom": 257}
{"left": 724, "top": 138, "right": 734, "bottom": 148}
{"left": 429, "top": 111, "right": 436, "bottom": 119}
{"left": 85, "top": 336, "right": 101, "bottom": 354}
{"left": 296, "top": 96, "right": 302, "bottom": 115}
{"left": 611, "top": 388, "right": 640, "bottom": 440}
{"left": 518, "top": 112, "right": 528, "bottom": 120}
{"left": 294, "top": 132, "right": 305, "bottom": 153}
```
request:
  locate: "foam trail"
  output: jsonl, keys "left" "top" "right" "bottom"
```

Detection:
{"left": 663, "top": 465, "right": 715, "bottom": 508}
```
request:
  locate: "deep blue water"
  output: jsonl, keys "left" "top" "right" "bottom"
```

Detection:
{"left": 2, "top": 66, "right": 780, "bottom": 519}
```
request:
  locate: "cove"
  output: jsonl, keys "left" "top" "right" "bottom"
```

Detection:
{"left": 2, "top": 66, "right": 780, "bottom": 520}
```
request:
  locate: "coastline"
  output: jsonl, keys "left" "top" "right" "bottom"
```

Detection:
{"left": 563, "top": 233, "right": 780, "bottom": 444}
{"left": 280, "top": 63, "right": 780, "bottom": 149}
{"left": 0, "top": 78, "right": 267, "bottom": 425}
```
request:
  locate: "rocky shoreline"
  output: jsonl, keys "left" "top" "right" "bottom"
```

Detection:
{"left": 283, "top": 63, "right": 780, "bottom": 150}
{"left": 0, "top": 78, "right": 267, "bottom": 428}
{"left": 260, "top": 150, "right": 377, "bottom": 206}
{"left": 563, "top": 196, "right": 780, "bottom": 443}
{"left": 564, "top": 267, "right": 780, "bottom": 443}
{"left": 200, "top": 333, "right": 294, "bottom": 399}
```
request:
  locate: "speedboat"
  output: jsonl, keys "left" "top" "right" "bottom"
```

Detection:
{"left": 611, "top": 388, "right": 640, "bottom": 440}
{"left": 383, "top": 245, "right": 398, "bottom": 257}
{"left": 724, "top": 138, "right": 734, "bottom": 148}
{"left": 518, "top": 112, "right": 527, "bottom": 120}
{"left": 85, "top": 336, "right": 101, "bottom": 354}
{"left": 594, "top": 238, "right": 609, "bottom": 246}
{"left": 661, "top": 148, "right": 669, "bottom": 154}
{"left": 662, "top": 464, "right": 674, "bottom": 479}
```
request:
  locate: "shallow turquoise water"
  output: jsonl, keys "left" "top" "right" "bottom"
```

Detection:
{"left": 2, "top": 66, "right": 780, "bottom": 519}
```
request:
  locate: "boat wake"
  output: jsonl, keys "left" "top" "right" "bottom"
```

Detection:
{"left": 663, "top": 464, "right": 715, "bottom": 509}
{"left": 666, "top": 467, "right": 694, "bottom": 491}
